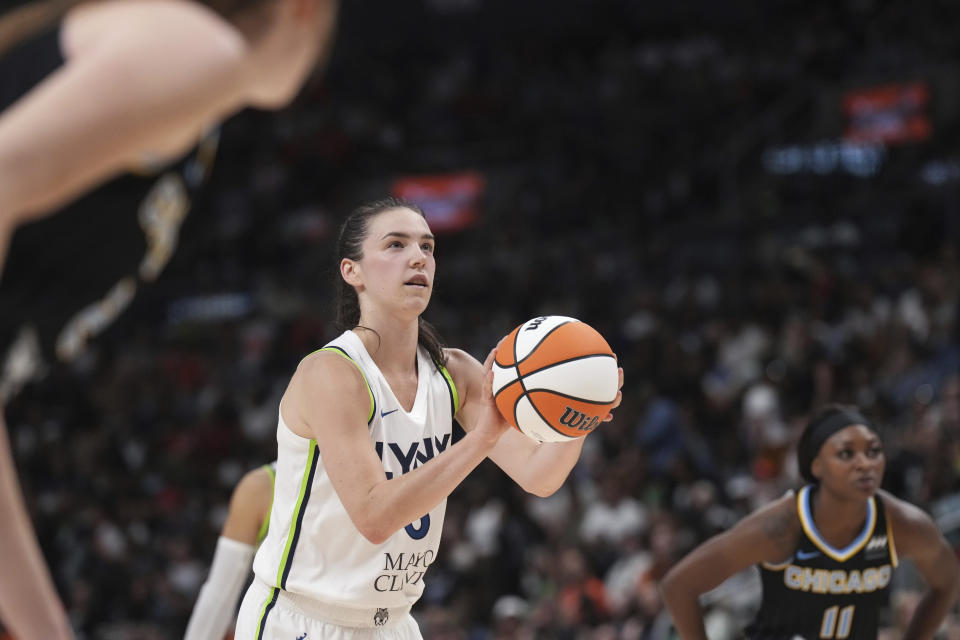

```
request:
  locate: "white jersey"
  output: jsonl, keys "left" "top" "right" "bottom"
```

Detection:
{"left": 251, "top": 330, "right": 459, "bottom": 615}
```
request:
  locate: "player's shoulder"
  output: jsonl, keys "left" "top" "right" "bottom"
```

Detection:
{"left": 440, "top": 347, "right": 480, "bottom": 389}
{"left": 877, "top": 489, "right": 933, "bottom": 528}
{"left": 876, "top": 489, "right": 946, "bottom": 557}
{"left": 765, "top": 489, "right": 800, "bottom": 513}
{"left": 687, "top": 489, "right": 800, "bottom": 567}
{"left": 233, "top": 465, "right": 275, "bottom": 502}
{"left": 280, "top": 348, "right": 374, "bottom": 433}
{"left": 441, "top": 347, "right": 476, "bottom": 371}
{"left": 290, "top": 347, "right": 374, "bottom": 415}
{"left": 63, "top": 0, "right": 246, "bottom": 62}
{"left": 296, "top": 347, "right": 368, "bottom": 385}
{"left": 735, "top": 490, "right": 802, "bottom": 547}
{"left": 753, "top": 490, "right": 800, "bottom": 525}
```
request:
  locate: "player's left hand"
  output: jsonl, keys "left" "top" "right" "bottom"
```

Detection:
{"left": 602, "top": 359, "right": 624, "bottom": 422}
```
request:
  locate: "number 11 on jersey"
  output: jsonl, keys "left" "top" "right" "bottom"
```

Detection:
{"left": 820, "top": 605, "right": 854, "bottom": 639}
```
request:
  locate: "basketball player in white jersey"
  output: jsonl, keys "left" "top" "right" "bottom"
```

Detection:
{"left": 235, "top": 198, "right": 624, "bottom": 639}
{"left": 0, "top": 1, "right": 337, "bottom": 636}
{"left": 185, "top": 462, "right": 277, "bottom": 640}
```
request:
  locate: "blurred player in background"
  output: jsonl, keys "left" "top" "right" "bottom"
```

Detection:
{"left": 185, "top": 462, "right": 277, "bottom": 640}
{"left": 0, "top": 0, "right": 338, "bottom": 635}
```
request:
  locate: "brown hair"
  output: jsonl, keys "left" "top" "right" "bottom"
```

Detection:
{"left": 335, "top": 197, "right": 447, "bottom": 370}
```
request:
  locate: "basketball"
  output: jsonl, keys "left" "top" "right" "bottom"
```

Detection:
{"left": 491, "top": 316, "right": 619, "bottom": 442}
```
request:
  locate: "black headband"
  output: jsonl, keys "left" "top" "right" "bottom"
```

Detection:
{"left": 798, "top": 410, "right": 873, "bottom": 483}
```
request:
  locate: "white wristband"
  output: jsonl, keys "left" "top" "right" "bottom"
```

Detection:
{"left": 183, "top": 536, "right": 256, "bottom": 640}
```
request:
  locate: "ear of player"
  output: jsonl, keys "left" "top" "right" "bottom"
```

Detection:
{"left": 491, "top": 316, "right": 619, "bottom": 442}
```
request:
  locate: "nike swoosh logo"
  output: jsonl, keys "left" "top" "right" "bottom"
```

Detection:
{"left": 381, "top": 409, "right": 399, "bottom": 418}
{"left": 796, "top": 550, "right": 820, "bottom": 561}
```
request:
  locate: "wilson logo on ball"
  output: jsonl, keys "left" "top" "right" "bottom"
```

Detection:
{"left": 558, "top": 407, "right": 601, "bottom": 432}
{"left": 491, "top": 315, "right": 618, "bottom": 443}
{"left": 524, "top": 316, "right": 548, "bottom": 332}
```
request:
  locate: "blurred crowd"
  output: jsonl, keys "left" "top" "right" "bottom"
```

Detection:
{"left": 5, "top": 0, "right": 960, "bottom": 638}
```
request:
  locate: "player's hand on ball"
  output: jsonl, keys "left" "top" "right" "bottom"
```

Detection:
{"left": 475, "top": 339, "right": 512, "bottom": 444}
{"left": 603, "top": 362, "right": 624, "bottom": 423}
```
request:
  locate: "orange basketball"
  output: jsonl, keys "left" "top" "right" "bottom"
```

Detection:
{"left": 492, "top": 316, "right": 618, "bottom": 442}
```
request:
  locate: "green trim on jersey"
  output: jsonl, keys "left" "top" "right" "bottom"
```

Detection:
{"left": 314, "top": 346, "right": 376, "bottom": 424}
{"left": 254, "top": 586, "right": 279, "bottom": 640}
{"left": 439, "top": 365, "right": 460, "bottom": 415}
{"left": 275, "top": 440, "right": 319, "bottom": 589}
{"left": 255, "top": 462, "right": 277, "bottom": 546}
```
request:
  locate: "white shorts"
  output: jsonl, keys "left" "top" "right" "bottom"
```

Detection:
{"left": 236, "top": 579, "right": 423, "bottom": 640}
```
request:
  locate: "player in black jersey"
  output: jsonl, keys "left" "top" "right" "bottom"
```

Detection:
{"left": 660, "top": 405, "right": 959, "bottom": 640}
{"left": 0, "top": 1, "right": 338, "bottom": 637}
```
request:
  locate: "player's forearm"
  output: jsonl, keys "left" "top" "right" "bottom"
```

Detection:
{"left": 0, "top": 417, "right": 73, "bottom": 639}
{"left": 509, "top": 436, "right": 584, "bottom": 497}
{"left": 0, "top": 120, "right": 133, "bottom": 225}
{"left": 358, "top": 428, "right": 498, "bottom": 543}
{"left": 184, "top": 537, "right": 255, "bottom": 640}
{"left": 661, "top": 602, "right": 708, "bottom": 640}
{"left": 0, "top": 138, "right": 86, "bottom": 225}
{"left": 0, "top": 111, "right": 72, "bottom": 222}
{"left": 659, "top": 576, "right": 709, "bottom": 640}
{"left": 902, "top": 587, "right": 959, "bottom": 640}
